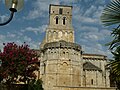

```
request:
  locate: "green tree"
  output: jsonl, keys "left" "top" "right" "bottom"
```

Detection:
{"left": 101, "top": 0, "right": 120, "bottom": 89}
{"left": 28, "top": 79, "right": 43, "bottom": 90}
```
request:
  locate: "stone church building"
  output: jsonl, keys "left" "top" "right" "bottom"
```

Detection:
{"left": 38, "top": 4, "right": 116, "bottom": 90}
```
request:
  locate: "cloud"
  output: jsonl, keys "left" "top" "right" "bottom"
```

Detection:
{"left": 21, "top": 25, "right": 47, "bottom": 35}
{"left": 84, "top": 5, "right": 97, "bottom": 17}
{"left": 25, "top": 0, "right": 81, "bottom": 20}
{"left": 0, "top": 34, "right": 5, "bottom": 40}
{"left": 70, "top": 0, "right": 113, "bottom": 58}
{"left": 0, "top": 0, "right": 112, "bottom": 59}
{"left": 24, "top": 0, "right": 112, "bottom": 58}
{"left": 0, "top": 30, "right": 41, "bottom": 51}
{"left": 59, "top": 0, "right": 80, "bottom": 4}
{"left": 23, "top": 36, "right": 32, "bottom": 42}
{"left": 78, "top": 25, "right": 99, "bottom": 32}
{"left": 0, "top": 15, "right": 9, "bottom": 23}
{"left": 0, "top": 34, "right": 8, "bottom": 50}
{"left": 7, "top": 32, "right": 16, "bottom": 38}
{"left": 82, "top": 43, "right": 113, "bottom": 58}
{"left": 72, "top": 0, "right": 105, "bottom": 25}
{"left": 25, "top": 0, "right": 60, "bottom": 20}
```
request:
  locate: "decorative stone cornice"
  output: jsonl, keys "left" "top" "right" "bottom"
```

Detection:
{"left": 41, "top": 40, "right": 81, "bottom": 51}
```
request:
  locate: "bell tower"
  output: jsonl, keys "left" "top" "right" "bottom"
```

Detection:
{"left": 40, "top": 4, "right": 82, "bottom": 90}
{"left": 44, "top": 4, "right": 74, "bottom": 45}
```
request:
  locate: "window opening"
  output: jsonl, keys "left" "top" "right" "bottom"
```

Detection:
{"left": 63, "top": 17, "right": 66, "bottom": 25}
{"left": 91, "top": 79, "right": 93, "bottom": 85}
{"left": 59, "top": 8, "right": 63, "bottom": 14}
{"left": 56, "top": 16, "right": 58, "bottom": 24}
{"left": 44, "top": 63, "right": 46, "bottom": 74}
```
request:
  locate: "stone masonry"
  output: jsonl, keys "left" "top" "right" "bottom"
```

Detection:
{"left": 38, "top": 4, "right": 116, "bottom": 90}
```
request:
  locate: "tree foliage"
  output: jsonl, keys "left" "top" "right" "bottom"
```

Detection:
{"left": 28, "top": 79, "right": 44, "bottom": 90}
{"left": 0, "top": 42, "right": 39, "bottom": 84}
{"left": 101, "top": 0, "right": 120, "bottom": 26}
{"left": 101, "top": 0, "right": 120, "bottom": 88}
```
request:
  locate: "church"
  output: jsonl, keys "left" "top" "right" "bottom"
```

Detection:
{"left": 38, "top": 4, "right": 116, "bottom": 90}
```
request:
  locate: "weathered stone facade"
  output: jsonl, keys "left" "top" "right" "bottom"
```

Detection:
{"left": 39, "top": 4, "right": 116, "bottom": 90}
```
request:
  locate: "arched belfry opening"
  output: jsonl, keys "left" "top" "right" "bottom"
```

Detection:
{"left": 56, "top": 16, "right": 59, "bottom": 24}
{"left": 63, "top": 17, "right": 66, "bottom": 25}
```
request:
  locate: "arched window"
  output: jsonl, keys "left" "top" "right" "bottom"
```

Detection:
{"left": 56, "top": 16, "right": 58, "bottom": 24}
{"left": 43, "top": 63, "right": 46, "bottom": 74}
{"left": 63, "top": 17, "right": 66, "bottom": 25}
{"left": 91, "top": 79, "right": 93, "bottom": 85}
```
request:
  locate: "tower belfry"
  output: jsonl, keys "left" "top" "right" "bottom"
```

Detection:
{"left": 40, "top": 4, "right": 82, "bottom": 90}
{"left": 41, "top": 5, "right": 74, "bottom": 47}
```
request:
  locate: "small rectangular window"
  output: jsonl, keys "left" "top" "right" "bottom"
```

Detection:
{"left": 59, "top": 8, "right": 63, "bottom": 14}
{"left": 56, "top": 17, "right": 58, "bottom": 24}
{"left": 63, "top": 17, "right": 66, "bottom": 25}
{"left": 44, "top": 63, "right": 46, "bottom": 74}
{"left": 91, "top": 79, "right": 93, "bottom": 85}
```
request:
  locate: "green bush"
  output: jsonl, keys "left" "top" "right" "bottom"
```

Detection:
{"left": 28, "top": 79, "right": 44, "bottom": 90}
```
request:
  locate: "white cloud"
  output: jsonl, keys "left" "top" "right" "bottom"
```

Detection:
{"left": 0, "top": 0, "right": 112, "bottom": 59}
{"left": 75, "top": 23, "right": 112, "bottom": 58}
{"left": 26, "top": 10, "right": 43, "bottom": 20}
{"left": 0, "top": 34, "right": 5, "bottom": 40}
{"left": 59, "top": 0, "right": 80, "bottom": 4}
{"left": 25, "top": 0, "right": 81, "bottom": 20}
{"left": 70, "top": 0, "right": 112, "bottom": 58}
{"left": 79, "top": 29, "right": 111, "bottom": 43}
{"left": 79, "top": 25, "right": 99, "bottom": 32}
{"left": 82, "top": 44, "right": 113, "bottom": 59}
{"left": 7, "top": 32, "right": 16, "bottom": 38}
{"left": 0, "top": 15, "right": 8, "bottom": 23}
{"left": 72, "top": 1, "right": 105, "bottom": 25}
{"left": 85, "top": 34, "right": 99, "bottom": 41}
{"left": 82, "top": 17, "right": 98, "bottom": 23}
{"left": 23, "top": 36, "right": 32, "bottom": 42}
{"left": 0, "top": 29, "right": 40, "bottom": 51}
{"left": 0, "top": 34, "right": 8, "bottom": 50}
{"left": 25, "top": 0, "right": 60, "bottom": 20}
{"left": 84, "top": 5, "right": 97, "bottom": 17}
{"left": 21, "top": 25, "right": 47, "bottom": 35}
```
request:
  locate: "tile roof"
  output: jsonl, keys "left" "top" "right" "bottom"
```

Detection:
{"left": 83, "top": 62, "right": 102, "bottom": 71}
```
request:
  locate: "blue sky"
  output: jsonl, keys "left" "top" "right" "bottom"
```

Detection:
{"left": 0, "top": 0, "right": 113, "bottom": 58}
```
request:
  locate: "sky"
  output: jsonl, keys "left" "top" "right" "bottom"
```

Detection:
{"left": 0, "top": 0, "right": 113, "bottom": 58}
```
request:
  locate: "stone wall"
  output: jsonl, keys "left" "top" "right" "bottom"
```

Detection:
{"left": 39, "top": 4, "right": 116, "bottom": 90}
{"left": 53, "top": 86, "right": 116, "bottom": 90}
{"left": 82, "top": 54, "right": 110, "bottom": 87}
{"left": 39, "top": 41, "right": 82, "bottom": 90}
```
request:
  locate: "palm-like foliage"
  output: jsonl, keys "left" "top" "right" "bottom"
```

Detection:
{"left": 108, "top": 28, "right": 120, "bottom": 50}
{"left": 101, "top": 0, "right": 120, "bottom": 26}
{"left": 101, "top": 0, "right": 120, "bottom": 88}
{"left": 110, "top": 46, "right": 120, "bottom": 88}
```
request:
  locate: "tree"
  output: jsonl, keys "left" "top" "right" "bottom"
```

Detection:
{"left": 0, "top": 42, "right": 40, "bottom": 88}
{"left": 101, "top": 0, "right": 120, "bottom": 89}
{"left": 28, "top": 79, "right": 44, "bottom": 90}
{"left": 101, "top": 0, "right": 120, "bottom": 26}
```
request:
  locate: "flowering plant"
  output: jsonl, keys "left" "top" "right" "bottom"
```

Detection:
{"left": 0, "top": 42, "right": 39, "bottom": 84}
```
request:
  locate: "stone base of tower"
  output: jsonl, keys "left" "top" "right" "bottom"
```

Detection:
{"left": 52, "top": 86, "right": 116, "bottom": 90}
